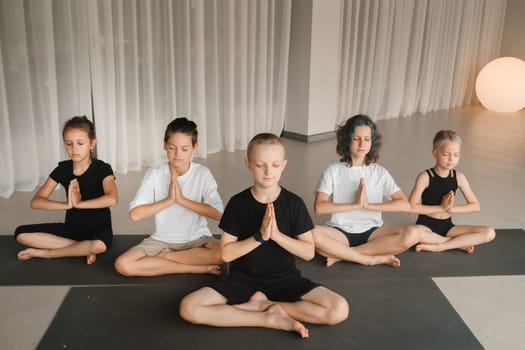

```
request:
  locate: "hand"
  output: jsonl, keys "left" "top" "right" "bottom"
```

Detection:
{"left": 440, "top": 191, "right": 455, "bottom": 212}
{"left": 259, "top": 203, "right": 273, "bottom": 241}
{"left": 167, "top": 171, "right": 180, "bottom": 203}
{"left": 355, "top": 177, "right": 368, "bottom": 209}
{"left": 68, "top": 179, "right": 81, "bottom": 208}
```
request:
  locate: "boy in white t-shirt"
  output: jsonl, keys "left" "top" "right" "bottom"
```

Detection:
{"left": 313, "top": 115, "right": 438, "bottom": 268}
{"left": 114, "top": 117, "right": 224, "bottom": 276}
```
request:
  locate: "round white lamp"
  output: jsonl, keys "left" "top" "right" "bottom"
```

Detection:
{"left": 475, "top": 57, "right": 525, "bottom": 112}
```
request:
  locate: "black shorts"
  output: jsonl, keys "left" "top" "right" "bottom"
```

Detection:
{"left": 416, "top": 216, "right": 454, "bottom": 236}
{"left": 208, "top": 270, "right": 320, "bottom": 305}
{"left": 333, "top": 226, "right": 378, "bottom": 247}
{"left": 14, "top": 222, "right": 113, "bottom": 249}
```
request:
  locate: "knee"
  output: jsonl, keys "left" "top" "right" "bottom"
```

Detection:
{"left": 179, "top": 294, "right": 200, "bottom": 323}
{"left": 325, "top": 296, "right": 349, "bottom": 325}
{"left": 90, "top": 240, "right": 107, "bottom": 254}
{"left": 114, "top": 256, "right": 134, "bottom": 277}
{"left": 402, "top": 226, "right": 421, "bottom": 248}
{"left": 15, "top": 233, "right": 29, "bottom": 245}
{"left": 484, "top": 227, "right": 496, "bottom": 243}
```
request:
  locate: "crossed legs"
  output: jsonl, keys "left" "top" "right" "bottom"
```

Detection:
{"left": 114, "top": 242, "right": 222, "bottom": 276}
{"left": 416, "top": 225, "right": 496, "bottom": 253}
{"left": 313, "top": 225, "right": 428, "bottom": 267}
{"left": 16, "top": 232, "right": 107, "bottom": 265}
{"left": 179, "top": 286, "right": 348, "bottom": 338}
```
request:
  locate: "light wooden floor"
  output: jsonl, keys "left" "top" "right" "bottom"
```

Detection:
{"left": 0, "top": 104, "right": 524, "bottom": 349}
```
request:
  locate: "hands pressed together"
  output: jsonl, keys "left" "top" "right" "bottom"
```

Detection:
{"left": 440, "top": 190, "right": 455, "bottom": 212}
{"left": 67, "top": 178, "right": 82, "bottom": 209}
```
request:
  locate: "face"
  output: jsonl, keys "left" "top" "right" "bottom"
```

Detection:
{"left": 349, "top": 125, "right": 372, "bottom": 160}
{"left": 164, "top": 132, "right": 197, "bottom": 171}
{"left": 433, "top": 140, "right": 461, "bottom": 170}
{"left": 63, "top": 127, "right": 95, "bottom": 163}
{"left": 245, "top": 143, "right": 287, "bottom": 189}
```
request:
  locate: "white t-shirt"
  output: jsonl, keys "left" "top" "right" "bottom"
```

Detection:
{"left": 316, "top": 162, "right": 401, "bottom": 233}
{"left": 129, "top": 162, "right": 224, "bottom": 243}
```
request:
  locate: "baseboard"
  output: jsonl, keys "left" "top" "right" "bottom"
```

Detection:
{"left": 282, "top": 130, "right": 335, "bottom": 143}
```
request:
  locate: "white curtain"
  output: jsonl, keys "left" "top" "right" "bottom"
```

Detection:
{"left": 0, "top": 0, "right": 92, "bottom": 198}
{"left": 337, "top": 0, "right": 507, "bottom": 122}
{"left": 0, "top": 0, "right": 291, "bottom": 197}
{"left": 87, "top": 0, "right": 291, "bottom": 173}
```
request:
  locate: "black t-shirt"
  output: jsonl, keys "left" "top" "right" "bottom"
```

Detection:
{"left": 219, "top": 187, "right": 314, "bottom": 279}
{"left": 50, "top": 159, "right": 114, "bottom": 229}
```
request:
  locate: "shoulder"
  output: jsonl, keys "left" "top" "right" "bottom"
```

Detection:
{"left": 92, "top": 159, "right": 113, "bottom": 170}
{"left": 279, "top": 187, "right": 307, "bottom": 206}
{"left": 56, "top": 160, "right": 72, "bottom": 169}
{"left": 454, "top": 170, "right": 468, "bottom": 184}
{"left": 190, "top": 162, "right": 213, "bottom": 176}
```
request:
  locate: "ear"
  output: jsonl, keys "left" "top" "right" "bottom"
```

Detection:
{"left": 193, "top": 142, "right": 199, "bottom": 154}
{"left": 244, "top": 158, "right": 251, "bottom": 170}
{"left": 282, "top": 159, "right": 288, "bottom": 169}
{"left": 90, "top": 139, "right": 97, "bottom": 149}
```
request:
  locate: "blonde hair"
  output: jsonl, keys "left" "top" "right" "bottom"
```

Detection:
{"left": 246, "top": 133, "right": 285, "bottom": 160}
{"left": 433, "top": 130, "right": 462, "bottom": 150}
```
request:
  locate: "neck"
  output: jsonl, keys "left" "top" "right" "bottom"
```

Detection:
{"left": 73, "top": 158, "right": 92, "bottom": 175}
{"left": 172, "top": 162, "right": 191, "bottom": 176}
{"left": 251, "top": 185, "right": 281, "bottom": 203}
{"left": 350, "top": 157, "right": 366, "bottom": 167}
{"left": 433, "top": 165, "right": 450, "bottom": 177}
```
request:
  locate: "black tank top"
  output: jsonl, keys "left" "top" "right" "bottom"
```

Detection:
{"left": 420, "top": 168, "right": 458, "bottom": 206}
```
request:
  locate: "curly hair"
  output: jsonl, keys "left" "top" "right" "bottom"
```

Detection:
{"left": 336, "top": 114, "right": 381, "bottom": 166}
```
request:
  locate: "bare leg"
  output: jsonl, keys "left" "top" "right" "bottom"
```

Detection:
{"left": 276, "top": 286, "right": 349, "bottom": 326}
{"left": 180, "top": 288, "right": 309, "bottom": 338}
{"left": 157, "top": 242, "right": 222, "bottom": 265}
{"left": 313, "top": 226, "right": 400, "bottom": 267}
{"left": 416, "top": 225, "right": 495, "bottom": 253}
{"left": 17, "top": 239, "right": 107, "bottom": 265}
{"left": 114, "top": 249, "right": 220, "bottom": 277}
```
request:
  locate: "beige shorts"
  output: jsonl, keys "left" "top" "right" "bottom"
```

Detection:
{"left": 130, "top": 236, "right": 219, "bottom": 257}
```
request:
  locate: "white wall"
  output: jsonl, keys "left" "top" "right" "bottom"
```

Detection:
{"left": 285, "top": 0, "right": 342, "bottom": 140}
{"left": 500, "top": 0, "right": 525, "bottom": 60}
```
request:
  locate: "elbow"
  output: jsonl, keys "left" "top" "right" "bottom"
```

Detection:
{"left": 128, "top": 210, "right": 140, "bottom": 222}
{"left": 220, "top": 251, "right": 234, "bottom": 263}
{"left": 304, "top": 249, "right": 315, "bottom": 261}
{"left": 109, "top": 197, "right": 118, "bottom": 207}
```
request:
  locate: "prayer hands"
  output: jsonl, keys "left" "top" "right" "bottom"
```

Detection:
{"left": 355, "top": 177, "right": 368, "bottom": 209}
{"left": 440, "top": 191, "right": 455, "bottom": 212}
{"left": 168, "top": 171, "right": 184, "bottom": 204}
{"left": 260, "top": 202, "right": 279, "bottom": 241}
{"left": 68, "top": 178, "right": 81, "bottom": 208}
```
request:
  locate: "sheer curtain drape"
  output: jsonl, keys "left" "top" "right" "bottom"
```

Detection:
{"left": 337, "top": 0, "right": 507, "bottom": 122}
{"left": 0, "top": 0, "right": 91, "bottom": 198}
{"left": 0, "top": 0, "right": 291, "bottom": 197}
{"left": 87, "top": 0, "right": 291, "bottom": 173}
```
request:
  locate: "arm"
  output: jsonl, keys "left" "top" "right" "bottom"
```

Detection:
{"left": 314, "top": 191, "right": 360, "bottom": 215}
{"left": 72, "top": 175, "right": 118, "bottom": 209}
{"left": 30, "top": 177, "right": 70, "bottom": 210}
{"left": 365, "top": 189, "right": 410, "bottom": 213}
{"left": 449, "top": 172, "right": 480, "bottom": 214}
{"left": 267, "top": 202, "right": 315, "bottom": 261}
{"left": 220, "top": 231, "right": 260, "bottom": 263}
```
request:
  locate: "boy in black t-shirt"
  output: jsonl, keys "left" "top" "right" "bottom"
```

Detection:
{"left": 180, "top": 133, "right": 348, "bottom": 338}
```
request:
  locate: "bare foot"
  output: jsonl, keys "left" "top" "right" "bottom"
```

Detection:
{"left": 326, "top": 257, "right": 341, "bottom": 267}
{"left": 368, "top": 255, "right": 400, "bottom": 267}
{"left": 266, "top": 304, "right": 309, "bottom": 338}
{"left": 206, "top": 265, "right": 221, "bottom": 275}
{"left": 415, "top": 243, "right": 441, "bottom": 253}
{"left": 86, "top": 253, "right": 97, "bottom": 265}
{"left": 17, "top": 248, "right": 47, "bottom": 260}
{"left": 460, "top": 246, "right": 475, "bottom": 254}
{"left": 234, "top": 291, "right": 271, "bottom": 311}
